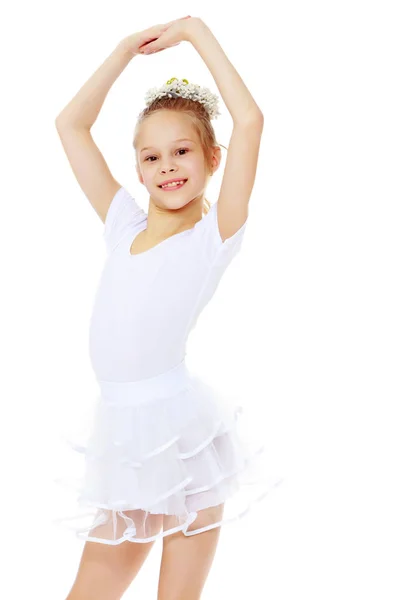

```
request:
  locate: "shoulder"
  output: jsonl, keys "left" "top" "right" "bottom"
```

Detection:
{"left": 103, "top": 186, "right": 146, "bottom": 252}
{"left": 192, "top": 202, "right": 248, "bottom": 267}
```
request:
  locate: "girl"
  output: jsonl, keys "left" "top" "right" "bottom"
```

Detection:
{"left": 55, "top": 16, "right": 283, "bottom": 600}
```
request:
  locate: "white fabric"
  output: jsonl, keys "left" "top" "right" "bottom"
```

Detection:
{"left": 89, "top": 186, "right": 248, "bottom": 382}
{"left": 53, "top": 186, "right": 284, "bottom": 545}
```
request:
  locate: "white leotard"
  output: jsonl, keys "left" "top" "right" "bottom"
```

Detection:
{"left": 88, "top": 186, "right": 248, "bottom": 382}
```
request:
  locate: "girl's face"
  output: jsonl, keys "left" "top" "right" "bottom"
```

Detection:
{"left": 136, "top": 111, "right": 216, "bottom": 210}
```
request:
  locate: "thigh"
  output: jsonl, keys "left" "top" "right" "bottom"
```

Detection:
{"left": 158, "top": 503, "right": 225, "bottom": 600}
{"left": 66, "top": 510, "right": 162, "bottom": 600}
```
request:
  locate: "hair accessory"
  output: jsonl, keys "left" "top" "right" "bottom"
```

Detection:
{"left": 144, "top": 77, "right": 221, "bottom": 120}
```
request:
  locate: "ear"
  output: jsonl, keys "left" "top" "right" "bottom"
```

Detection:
{"left": 210, "top": 146, "right": 222, "bottom": 175}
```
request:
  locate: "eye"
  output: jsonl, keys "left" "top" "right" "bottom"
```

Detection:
{"left": 145, "top": 148, "right": 189, "bottom": 162}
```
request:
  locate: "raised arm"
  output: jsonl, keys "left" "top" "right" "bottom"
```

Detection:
{"left": 55, "top": 20, "right": 189, "bottom": 223}
{"left": 55, "top": 39, "right": 137, "bottom": 223}
{"left": 141, "top": 18, "right": 264, "bottom": 241}
{"left": 186, "top": 19, "right": 264, "bottom": 241}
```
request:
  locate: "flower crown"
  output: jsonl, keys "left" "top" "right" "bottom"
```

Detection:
{"left": 144, "top": 77, "right": 221, "bottom": 120}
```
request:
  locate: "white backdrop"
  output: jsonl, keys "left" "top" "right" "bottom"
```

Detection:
{"left": 1, "top": 1, "right": 392, "bottom": 598}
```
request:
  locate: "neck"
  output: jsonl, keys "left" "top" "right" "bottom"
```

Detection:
{"left": 145, "top": 194, "right": 205, "bottom": 240}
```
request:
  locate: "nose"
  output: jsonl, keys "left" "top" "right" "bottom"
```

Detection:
{"left": 160, "top": 166, "right": 176, "bottom": 174}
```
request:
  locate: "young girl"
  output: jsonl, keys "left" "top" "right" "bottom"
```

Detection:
{"left": 55, "top": 16, "right": 283, "bottom": 600}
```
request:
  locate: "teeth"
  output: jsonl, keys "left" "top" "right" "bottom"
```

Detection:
{"left": 161, "top": 180, "right": 186, "bottom": 188}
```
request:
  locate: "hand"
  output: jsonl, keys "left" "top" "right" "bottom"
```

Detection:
{"left": 140, "top": 16, "right": 200, "bottom": 55}
{"left": 125, "top": 17, "right": 193, "bottom": 57}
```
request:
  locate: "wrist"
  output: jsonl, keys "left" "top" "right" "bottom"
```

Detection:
{"left": 118, "top": 34, "right": 139, "bottom": 57}
{"left": 183, "top": 17, "right": 208, "bottom": 43}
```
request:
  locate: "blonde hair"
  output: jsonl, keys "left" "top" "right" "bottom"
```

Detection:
{"left": 132, "top": 95, "right": 227, "bottom": 216}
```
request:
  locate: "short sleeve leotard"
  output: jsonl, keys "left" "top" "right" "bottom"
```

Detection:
{"left": 88, "top": 186, "right": 248, "bottom": 382}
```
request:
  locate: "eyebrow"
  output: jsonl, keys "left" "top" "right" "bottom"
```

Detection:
{"left": 140, "top": 138, "right": 196, "bottom": 153}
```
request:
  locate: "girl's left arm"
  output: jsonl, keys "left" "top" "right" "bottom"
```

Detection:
{"left": 186, "top": 19, "right": 264, "bottom": 242}
{"left": 185, "top": 18, "right": 264, "bottom": 124}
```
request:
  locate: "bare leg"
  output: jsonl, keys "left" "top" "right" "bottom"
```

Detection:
{"left": 65, "top": 510, "right": 162, "bottom": 600}
{"left": 157, "top": 503, "right": 225, "bottom": 600}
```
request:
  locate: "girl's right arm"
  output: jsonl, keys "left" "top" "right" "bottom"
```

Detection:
{"left": 55, "top": 39, "right": 138, "bottom": 224}
{"left": 54, "top": 19, "right": 188, "bottom": 223}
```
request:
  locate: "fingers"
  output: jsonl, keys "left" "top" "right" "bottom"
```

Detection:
{"left": 141, "top": 16, "right": 190, "bottom": 54}
{"left": 139, "top": 38, "right": 158, "bottom": 50}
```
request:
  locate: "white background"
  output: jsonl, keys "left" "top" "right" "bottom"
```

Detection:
{"left": 1, "top": 0, "right": 392, "bottom": 598}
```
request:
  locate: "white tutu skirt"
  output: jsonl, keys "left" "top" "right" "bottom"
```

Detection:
{"left": 52, "top": 360, "right": 284, "bottom": 545}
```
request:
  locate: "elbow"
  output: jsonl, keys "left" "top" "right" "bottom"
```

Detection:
{"left": 234, "top": 110, "right": 264, "bottom": 128}
{"left": 251, "top": 110, "right": 264, "bottom": 125}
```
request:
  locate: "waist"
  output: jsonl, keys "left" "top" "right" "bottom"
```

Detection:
{"left": 96, "top": 359, "right": 193, "bottom": 407}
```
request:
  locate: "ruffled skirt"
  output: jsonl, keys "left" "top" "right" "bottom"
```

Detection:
{"left": 52, "top": 360, "right": 284, "bottom": 545}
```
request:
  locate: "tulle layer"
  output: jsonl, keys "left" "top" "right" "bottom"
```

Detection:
{"left": 52, "top": 364, "right": 284, "bottom": 544}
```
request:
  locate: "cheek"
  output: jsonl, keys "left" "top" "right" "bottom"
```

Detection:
{"left": 187, "top": 158, "right": 205, "bottom": 176}
{"left": 140, "top": 168, "right": 154, "bottom": 183}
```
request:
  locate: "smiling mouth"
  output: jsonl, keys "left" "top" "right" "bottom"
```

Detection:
{"left": 158, "top": 179, "right": 188, "bottom": 190}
